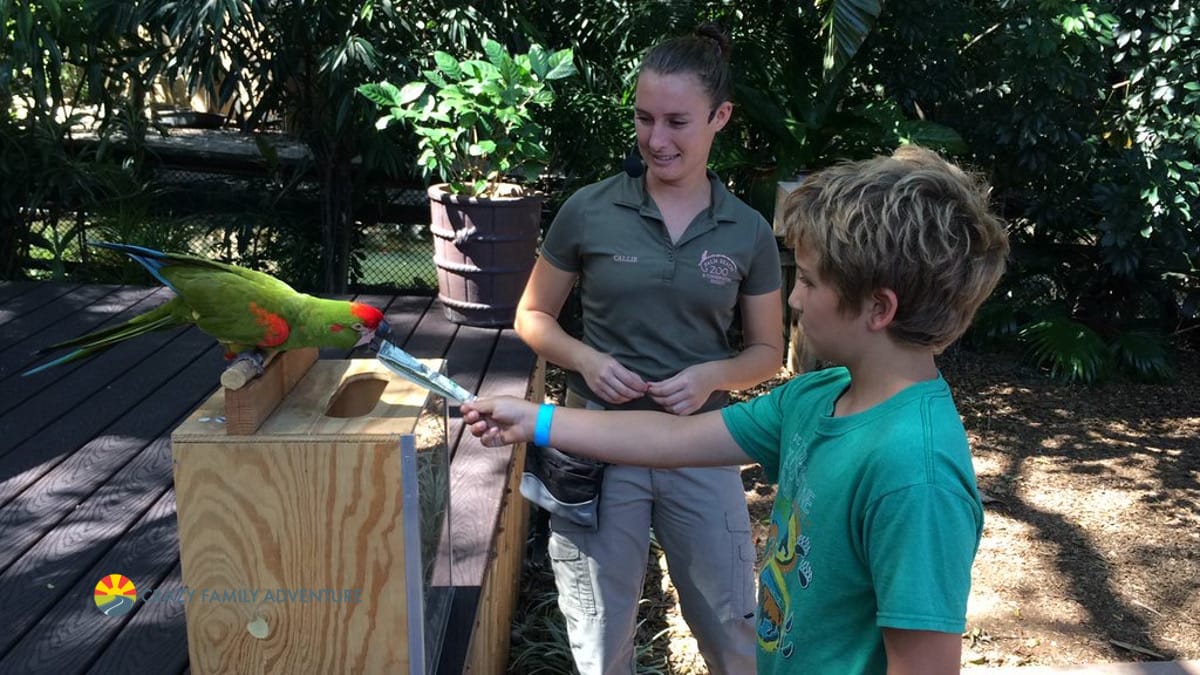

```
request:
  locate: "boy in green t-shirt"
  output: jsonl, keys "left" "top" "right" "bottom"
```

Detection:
{"left": 462, "top": 145, "right": 1010, "bottom": 674}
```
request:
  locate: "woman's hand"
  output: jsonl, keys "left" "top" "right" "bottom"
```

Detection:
{"left": 646, "top": 363, "right": 716, "bottom": 416}
{"left": 580, "top": 352, "right": 648, "bottom": 405}
{"left": 461, "top": 396, "right": 538, "bottom": 447}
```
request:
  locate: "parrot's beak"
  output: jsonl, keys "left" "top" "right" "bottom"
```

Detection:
{"left": 364, "top": 319, "right": 392, "bottom": 351}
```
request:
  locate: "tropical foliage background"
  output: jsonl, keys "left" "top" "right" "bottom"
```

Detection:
{"left": 2, "top": 0, "right": 1197, "bottom": 383}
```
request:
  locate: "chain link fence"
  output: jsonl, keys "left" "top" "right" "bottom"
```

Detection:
{"left": 23, "top": 139, "right": 440, "bottom": 294}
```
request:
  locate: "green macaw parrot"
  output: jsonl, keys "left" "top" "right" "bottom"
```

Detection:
{"left": 22, "top": 242, "right": 386, "bottom": 376}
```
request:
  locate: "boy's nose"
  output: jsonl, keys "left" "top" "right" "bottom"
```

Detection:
{"left": 787, "top": 288, "right": 803, "bottom": 313}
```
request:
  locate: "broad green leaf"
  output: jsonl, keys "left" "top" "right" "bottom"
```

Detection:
{"left": 820, "top": 0, "right": 882, "bottom": 77}
{"left": 434, "top": 51, "right": 463, "bottom": 79}
{"left": 483, "top": 38, "right": 509, "bottom": 69}
{"left": 356, "top": 82, "right": 399, "bottom": 106}
{"left": 398, "top": 82, "right": 427, "bottom": 105}
{"left": 544, "top": 49, "right": 577, "bottom": 80}
{"left": 528, "top": 44, "right": 549, "bottom": 78}
{"left": 469, "top": 140, "right": 497, "bottom": 156}
{"left": 1020, "top": 317, "right": 1109, "bottom": 383}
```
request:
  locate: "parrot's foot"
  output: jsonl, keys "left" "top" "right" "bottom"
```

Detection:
{"left": 221, "top": 350, "right": 267, "bottom": 390}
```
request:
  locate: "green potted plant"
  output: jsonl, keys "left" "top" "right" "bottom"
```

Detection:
{"left": 359, "top": 39, "right": 576, "bottom": 326}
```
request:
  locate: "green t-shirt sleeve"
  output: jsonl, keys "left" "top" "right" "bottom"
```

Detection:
{"left": 865, "top": 484, "right": 982, "bottom": 634}
{"left": 721, "top": 387, "right": 785, "bottom": 483}
{"left": 540, "top": 191, "right": 585, "bottom": 273}
{"left": 740, "top": 218, "right": 783, "bottom": 296}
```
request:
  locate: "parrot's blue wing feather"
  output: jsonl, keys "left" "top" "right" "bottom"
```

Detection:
{"left": 90, "top": 242, "right": 178, "bottom": 292}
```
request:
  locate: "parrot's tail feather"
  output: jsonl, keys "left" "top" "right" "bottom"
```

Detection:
{"left": 27, "top": 300, "right": 182, "bottom": 362}
{"left": 21, "top": 350, "right": 87, "bottom": 376}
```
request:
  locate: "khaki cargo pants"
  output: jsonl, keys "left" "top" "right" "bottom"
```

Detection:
{"left": 546, "top": 395, "right": 758, "bottom": 675}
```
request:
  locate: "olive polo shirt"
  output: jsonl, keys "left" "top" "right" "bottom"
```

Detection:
{"left": 540, "top": 170, "right": 781, "bottom": 411}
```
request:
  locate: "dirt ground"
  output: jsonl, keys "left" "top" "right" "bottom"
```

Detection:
{"left": 937, "top": 345, "right": 1200, "bottom": 668}
{"left": 532, "top": 345, "right": 1200, "bottom": 672}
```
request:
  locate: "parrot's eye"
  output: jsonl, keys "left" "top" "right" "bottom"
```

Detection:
{"left": 352, "top": 322, "right": 364, "bottom": 331}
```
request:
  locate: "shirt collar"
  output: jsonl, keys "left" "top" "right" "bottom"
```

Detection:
{"left": 612, "top": 170, "right": 740, "bottom": 224}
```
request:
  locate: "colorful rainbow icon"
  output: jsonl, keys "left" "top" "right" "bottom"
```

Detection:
{"left": 94, "top": 574, "right": 137, "bottom": 616}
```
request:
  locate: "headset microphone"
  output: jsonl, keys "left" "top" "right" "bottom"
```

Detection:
{"left": 622, "top": 142, "right": 645, "bottom": 178}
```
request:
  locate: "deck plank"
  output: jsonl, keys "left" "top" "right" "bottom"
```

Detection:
{"left": 0, "top": 489, "right": 185, "bottom": 673}
{"left": 445, "top": 330, "right": 537, "bottom": 587}
{"left": 402, "top": 300, "right": 460, "bottom": 359}
{"left": 0, "top": 346, "right": 220, "bottom": 653}
{"left": 0, "top": 281, "right": 38, "bottom": 304}
{"left": 0, "top": 283, "right": 108, "bottom": 337}
{"left": 441, "top": 325, "right": 500, "bottom": 456}
{"left": 0, "top": 331, "right": 218, "bottom": 510}
{"left": 381, "top": 296, "right": 437, "bottom": 348}
{"left": 0, "top": 344, "right": 217, "bottom": 576}
{"left": 0, "top": 282, "right": 82, "bottom": 326}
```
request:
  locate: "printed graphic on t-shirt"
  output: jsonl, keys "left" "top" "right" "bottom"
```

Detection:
{"left": 757, "top": 433, "right": 814, "bottom": 661}
{"left": 698, "top": 250, "right": 737, "bottom": 286}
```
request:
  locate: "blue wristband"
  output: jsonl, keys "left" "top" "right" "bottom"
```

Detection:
{"left": 533, "top": 403, "right": 555, "bottom": 447}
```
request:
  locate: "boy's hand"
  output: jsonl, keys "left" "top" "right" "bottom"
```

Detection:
{"left": 461, "top": 396, "right": 538, "bottom": 447}
{"left": 581, "top": 352, "right": 648, "bottom": 405}
{"left": 647, "top": 363, "right": 715, "bottom": 416}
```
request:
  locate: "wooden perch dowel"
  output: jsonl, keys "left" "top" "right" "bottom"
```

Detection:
{"left": 220, "top": 352, "right": 273, "bottom": 390}
{"left": 223, "top": 348, "right": 318, "bottom": 435}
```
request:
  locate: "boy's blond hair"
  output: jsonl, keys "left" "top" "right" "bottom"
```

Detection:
{"left": 782, "top": 145, "right": 1009, "bottom": 352}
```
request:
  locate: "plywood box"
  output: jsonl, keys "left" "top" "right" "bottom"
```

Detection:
{"left": 172, "top": 358, "right": 452, "bottom": 675}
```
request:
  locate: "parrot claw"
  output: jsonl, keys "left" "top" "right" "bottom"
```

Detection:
{"left": 231, "top": 350, "right": 266, "bottom": 373}
{"left": 220, "top": 350, "right": 267, "bottom": 390}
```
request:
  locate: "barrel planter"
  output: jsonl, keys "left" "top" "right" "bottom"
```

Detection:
{"left": 428, "top": 184, "right": 543, "bottom": 327}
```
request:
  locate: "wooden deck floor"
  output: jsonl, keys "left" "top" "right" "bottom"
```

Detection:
{"left": 0, "top": 282, "right": 539, "bottom": 674}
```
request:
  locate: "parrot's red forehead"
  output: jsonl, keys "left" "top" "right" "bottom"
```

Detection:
{"left": 350, "top": 302, "right": 383, "bottom": 327}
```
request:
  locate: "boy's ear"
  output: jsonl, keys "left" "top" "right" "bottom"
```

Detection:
{"left": 865, "top": 288, "right": 898, "bottom": 332}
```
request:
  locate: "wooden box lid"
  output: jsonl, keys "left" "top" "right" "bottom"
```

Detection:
{"left": 172, "top": 358, "right": 439, "bottom": 444}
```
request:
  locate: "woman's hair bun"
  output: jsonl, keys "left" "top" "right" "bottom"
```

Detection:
{"left": 694, "top": 21, "right": 731, "bottom": 59}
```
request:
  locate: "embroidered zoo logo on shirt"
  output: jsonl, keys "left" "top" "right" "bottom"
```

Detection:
{"left": 698, "top": 251, "right": 737, "bottom": 286}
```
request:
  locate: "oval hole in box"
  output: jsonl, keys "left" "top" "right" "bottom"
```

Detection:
{"left": 324, "top": 374, "right": 389, "bottom": 418}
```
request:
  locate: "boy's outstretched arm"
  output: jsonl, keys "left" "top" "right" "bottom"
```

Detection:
{"left": 461, "top": 396, "right": 752, "bottom": 468}
{"left": 882, "top": 628, "right": 962, "bottom": 675}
